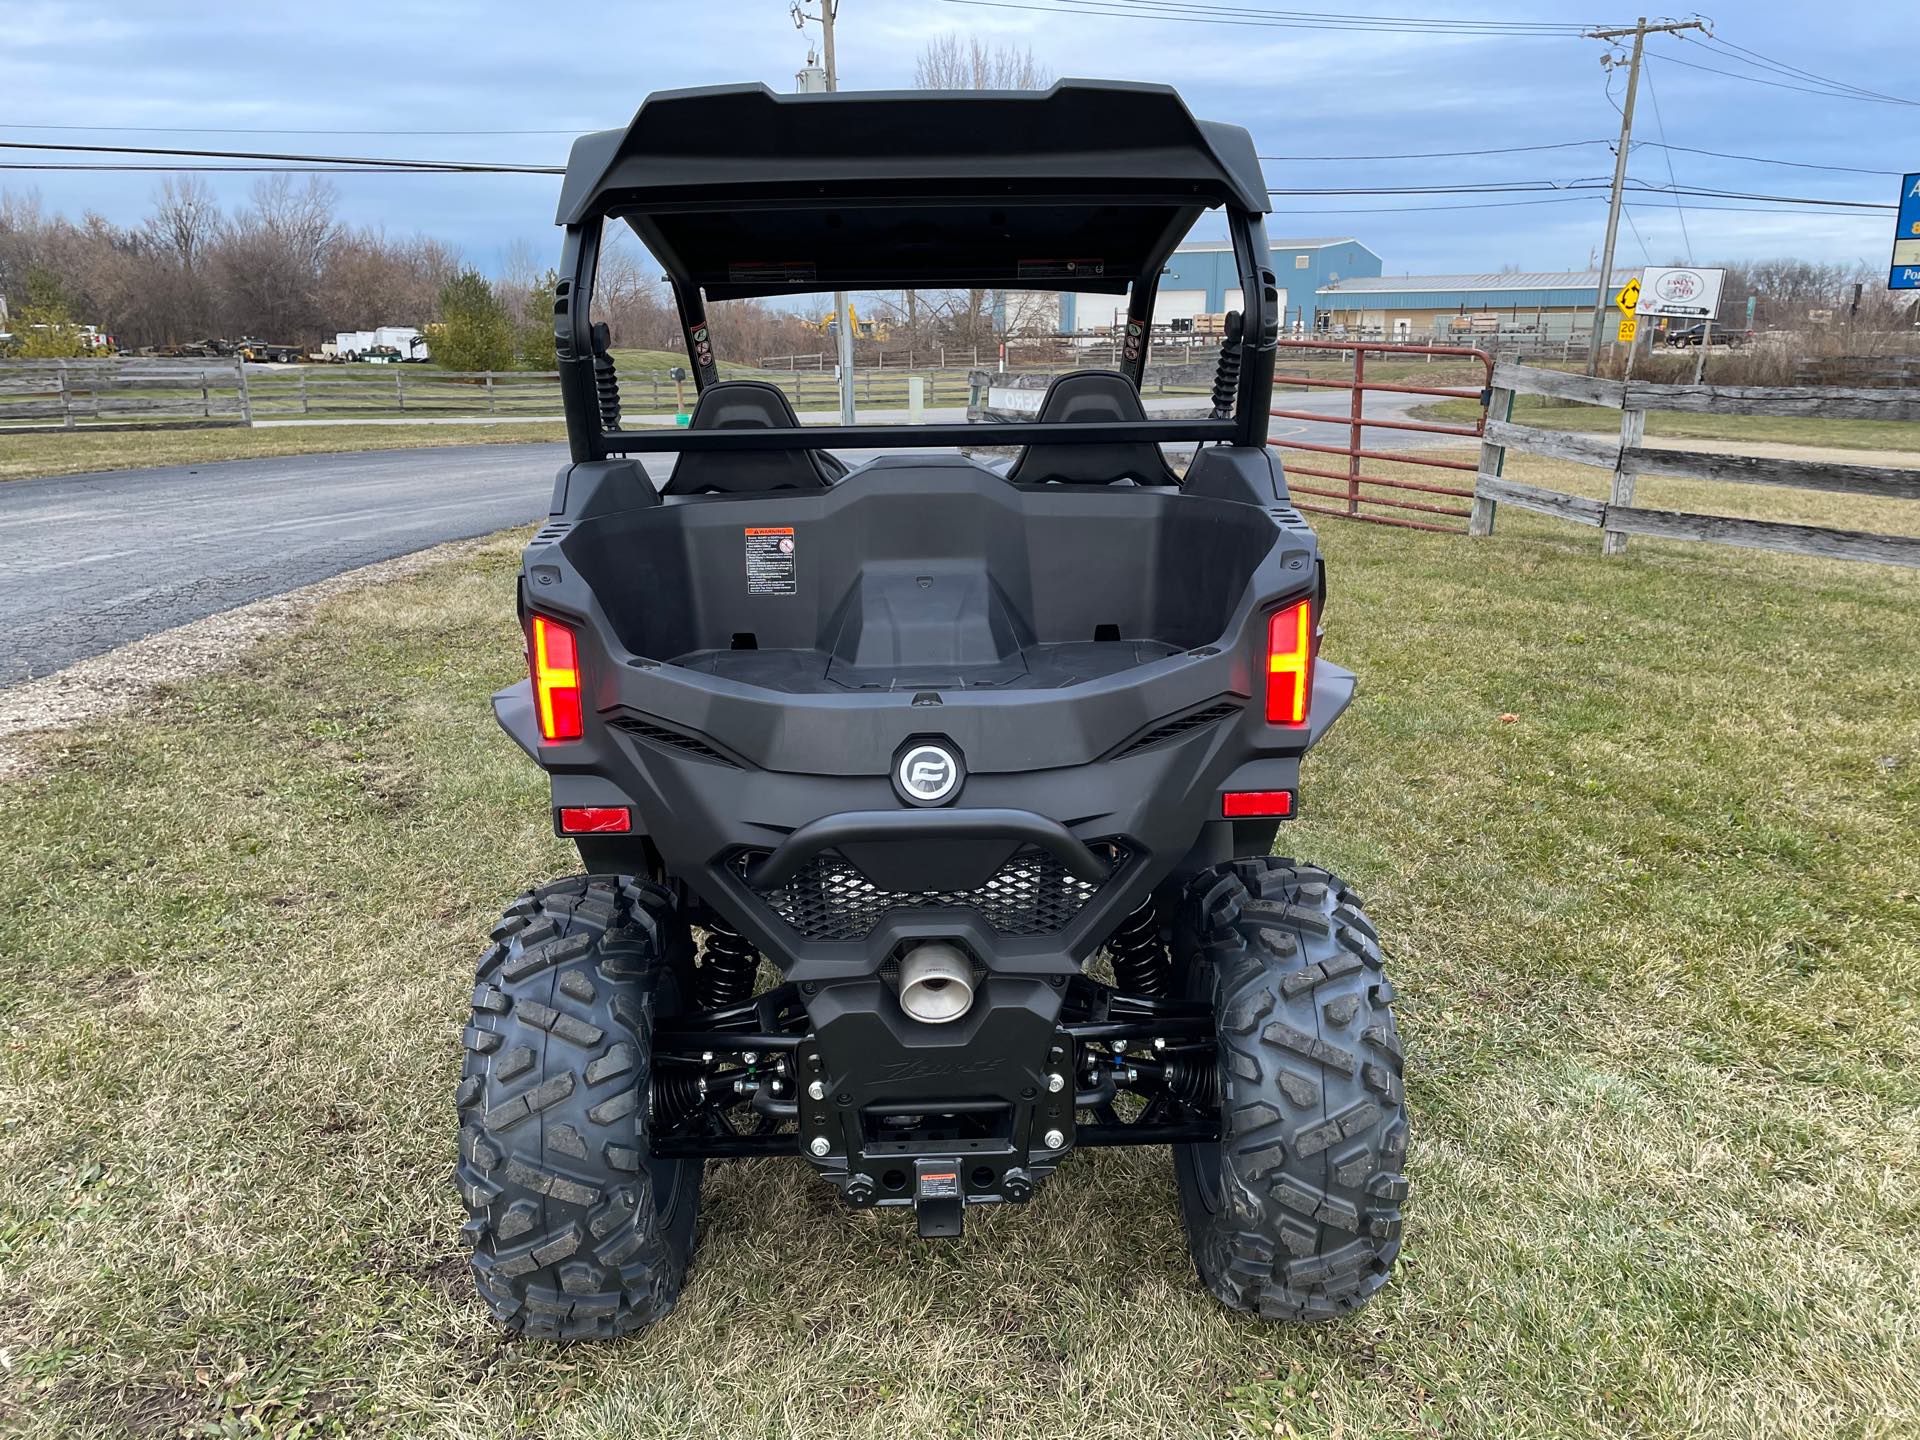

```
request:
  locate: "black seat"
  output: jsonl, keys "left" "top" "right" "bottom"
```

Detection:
{"left": 1005, "top": 370, "right": 1180, "bottom": 487}
{"left": 662, "top": 381, "right": 844, "bottom": 496}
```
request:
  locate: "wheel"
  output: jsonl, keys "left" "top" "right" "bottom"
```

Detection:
{"left": 454, "top": 874, "right": 703, "bottom": 1339}
{"left": 1172, "top": 858, "right": 1408, "bottom": 1322}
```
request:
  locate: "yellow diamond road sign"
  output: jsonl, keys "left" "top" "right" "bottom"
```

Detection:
{"left": 1617, "top": 315, "right": 1638, "bottom": 343}
{"left": 1613, "top": 277, "right": 1642, "bottom": 313}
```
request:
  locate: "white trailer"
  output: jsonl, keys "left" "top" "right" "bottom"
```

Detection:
{"left": 333, "top": 327, "right": 428, "bottom": 362}
{"left": 374, "top": 326, "right": 429, "bottom": 361}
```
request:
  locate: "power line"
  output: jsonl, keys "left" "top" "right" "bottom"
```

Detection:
{"left": 1047, "top": 0, "right": 1601, "bottom": 28}
{"left": 1267, "top": 195, "right": 1601, "bottom": 214}
{"left": 1653, "top": 46, "right": 1920, "bottom": 105}
{"left": 0, "top": 120, "right": 584, "bottom": 136}
{"left": 1620, "top": 204, "right": 1653, "bottom": 264}
{"left": 1694, "top": 34, "right": 1920, "bottom": 107}
{"left": 1639, "top": 59, "right": 1692, "bottom": 263}
{"left": 1630, "top": 141, "right": 1902, "bottom": 178}
{"left": 1623, "top": 201, "right": 1890, "bottom": 220}
{"left": 0, "top": 138, "right": 560, "bottom": 174}
{"left": 1262, "top": 178, "right": 1891, "bottom": 209}
{"left": 1259, "top": 139, "right": 1607, "bottom": 160}
{"left": 934, "top": 0, "right": 1614, "bottom": 34}
{"left": 0, "top": 163, "right": 542, "bottom": 174}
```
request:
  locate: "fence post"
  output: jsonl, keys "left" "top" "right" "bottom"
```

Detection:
{"left": 1468, "top": 383, "right": 1514, "bottom": 537}
{"left": 299, "top": 368, "right": 310, "bottom": 415}
{"left": 485, "top": 372, "right": 495, "bottom": 414}
{"left": 234, "top": 356, "right": 254, "bottom": 427}
{"left": 201, "top": 368, "right": 211, "bottom": 419}
{"left": 1601, "top": 402, "right": 1646, "bottom": 557}
{"left": 395, "top": 368, "right": 406, "bottom": 412}
{"left": 57, "top": 360, "right": 74, "bottom": 429}
{"left": 1346, "top": 346, "right": 1366, "bottom": 515}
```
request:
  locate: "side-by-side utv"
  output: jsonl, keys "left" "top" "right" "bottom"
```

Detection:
{"left": 455, "top": 80, "right": 1407, "bottom": 1340}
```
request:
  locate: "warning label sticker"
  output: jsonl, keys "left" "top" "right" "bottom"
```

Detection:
{"left": 917, "top": 1169, "right": 960, "bottom": 1200}
{"left": 744, "top": 526, "right": 796, "bottom": 595}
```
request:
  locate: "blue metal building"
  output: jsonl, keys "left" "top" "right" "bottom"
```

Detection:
{"left": 1055, "top": 237, "right": 1383, "bottom": 333}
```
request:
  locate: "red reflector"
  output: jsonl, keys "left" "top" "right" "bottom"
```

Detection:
{"left": 530, "top": 614, "right": 583, "bottom": 743}
{"left": 1266, "top": 597, "right": 1314, "bottom": 728}
{"left": 558, "top": 806, "right": 631, "bottom": 834}
{"left": 1222, "top": 790, "right": 1294, "bottom": 819}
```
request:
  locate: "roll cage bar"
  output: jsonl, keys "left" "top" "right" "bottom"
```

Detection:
{"left": 549, "top": 83, "right": 1282, "bottom": 464}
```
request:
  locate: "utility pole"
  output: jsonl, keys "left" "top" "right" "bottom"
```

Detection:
{"left": 795, "top": 0, "right": 857, "bottom": 423}
{"left": 1583, "top": 15, "right": 1708, "bottom": 375}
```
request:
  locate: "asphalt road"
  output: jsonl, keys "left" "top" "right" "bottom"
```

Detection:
{"left": 0, "top": 445, "right": 576, "bottom": 684}
{"left": 0, "top": 389, "right": 1452, "bottom": 685}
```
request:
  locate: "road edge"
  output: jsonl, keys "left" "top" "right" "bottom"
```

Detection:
{"left": 0, "top": 533, "right": 509, "bottom": 778}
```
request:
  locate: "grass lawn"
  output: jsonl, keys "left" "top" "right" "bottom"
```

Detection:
{"left": 0, "top": 423, "right": 572, "bottom": 484}
{"left": 2, "top": 473, "right": 1919, "bottom": 1437}
{"left": 1414, "top": 393, "right": 1920, "bottom": 454}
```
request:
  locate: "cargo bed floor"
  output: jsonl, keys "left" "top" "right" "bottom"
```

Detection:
{"left": 672, "top": 639, "right": 1182, "bottom": 693}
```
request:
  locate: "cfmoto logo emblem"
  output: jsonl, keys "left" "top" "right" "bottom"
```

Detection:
{"left": 895, "top": 741, "right": 962, "bottom": 806}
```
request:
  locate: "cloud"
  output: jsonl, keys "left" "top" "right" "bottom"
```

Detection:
{"left": 1, "top": 0, "right": 1902, "bottom": 274}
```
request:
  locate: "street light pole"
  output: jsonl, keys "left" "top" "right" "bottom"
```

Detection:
{"left": 1583, "top": 15, "right": 1708, "bottom": 376}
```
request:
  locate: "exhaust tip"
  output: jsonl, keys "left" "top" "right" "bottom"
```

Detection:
{"left": 897, "top": 941, "right": 976, "bottom": 1024}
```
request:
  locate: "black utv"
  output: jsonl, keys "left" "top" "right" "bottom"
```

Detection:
{"left": 456, "top": 80, "right": 1407, "bottom": 1339}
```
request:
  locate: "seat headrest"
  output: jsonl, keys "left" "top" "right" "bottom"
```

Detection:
{"left": 1034, "top": 370, "right": 1149, "bottom": 424}
{"left": 1005, "top": 369, "right": 1178, "bottom": 487}
{"left": 688, "top": 379, "right": 803, "bottom": 430}
{"left": 662, "top": 381, "right": 837, "bottom": 496}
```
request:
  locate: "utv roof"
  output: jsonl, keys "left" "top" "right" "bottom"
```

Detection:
{"left": 557, "top": 81, "right": 1270, "bottom": 301}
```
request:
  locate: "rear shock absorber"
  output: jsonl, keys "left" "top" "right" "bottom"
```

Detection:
{"left": 1107, "top": 897, "right": 1171, "bottom": 997}
{"left": 696, "top": 920, "right": 759, "bottom": 1010}
{"left": 1208, "top": 309, "right": 1244, "bottom": 420}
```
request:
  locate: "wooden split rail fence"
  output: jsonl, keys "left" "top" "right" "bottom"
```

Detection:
{"left": 0, "top": 358, "right": 994, "bottom": 431}
{"left": 1469, "top": 363, "right": 1920, "bottom": 569}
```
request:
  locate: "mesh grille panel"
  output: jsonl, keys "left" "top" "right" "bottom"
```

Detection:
{"left": 740, "top": 847, "right": 1104, "bottom": 942}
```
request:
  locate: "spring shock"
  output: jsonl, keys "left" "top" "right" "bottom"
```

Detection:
{"left": 1208, "top": 310, "right": 1244, "bottom": 420}
{"left": 1107, "top": 897, "right": 1172, "bottom": 997}
{"left": 696, "top": 920, "right": 759, "bottom": 1011}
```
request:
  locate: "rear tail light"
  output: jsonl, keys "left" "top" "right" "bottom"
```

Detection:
{"left": 1222, "top": 790, "right": 1294, "bottom": 819}
{"left": 558, "top": 806, "right": 631, "bottom": 834}
{"left": 1266, "top": 597, "right": 1314, "bottom": 728}
{"left": 529, "top": 614, "right": 583, "bottom": 742}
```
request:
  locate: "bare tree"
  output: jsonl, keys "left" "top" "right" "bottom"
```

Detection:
{"left": 913, "top": 34, "right": 1051, "bottom": 89}
{"left": 908, "top": 36, "right": 1054, "bottom": 351}
{"left": 143, "top": 177, "right": 219, "bottom": 272}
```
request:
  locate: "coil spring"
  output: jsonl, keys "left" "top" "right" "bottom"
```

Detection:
{"left": 1108, "top": 898, "right": 1171, "bottom": 997}
{"left": 1164, "top": 1052, "right": 1220, "bottom": 1112}
{"left": 594, "top": 356, "right": 622, "bottom": 430}
{"left": 651, "top": 1070, "right": 708, "bottom": 1130}
{"left": 696, "top": 921, "right": 759, "bottom": 1010}
{"left": 1208, "top": 310, "right": 1244, "bottom": 420}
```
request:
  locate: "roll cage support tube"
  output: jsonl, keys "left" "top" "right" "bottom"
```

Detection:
{"left": 1229, "top": 209, "right": 1280, "bottom": 448}
{"left": 672, "top": 278, "right": 720, "bottom": 391}
{"left": 1120, "top": 273, "right": 1159, "bottom": 392}
{"left": 555, "top": 222, "right": 605, "bottom": 462}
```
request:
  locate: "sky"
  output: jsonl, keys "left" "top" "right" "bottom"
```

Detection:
{"left": 3, "top": 0, "right": 1911, "bottom": 280}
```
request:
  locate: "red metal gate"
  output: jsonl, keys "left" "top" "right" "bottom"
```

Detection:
{"left": 1267, "top": 339, "right": 1492, "bottom": 533}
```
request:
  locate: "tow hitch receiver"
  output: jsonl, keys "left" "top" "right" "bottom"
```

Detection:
{"left": 914, "top": 1158, "right": 965, "bottom": 1238}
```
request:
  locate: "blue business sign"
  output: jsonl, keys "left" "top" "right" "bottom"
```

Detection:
{"left": 1894, "top": 172, "right": 1920, "bottom": 290}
